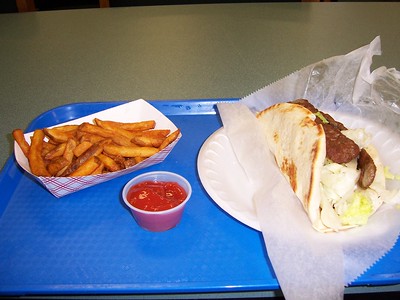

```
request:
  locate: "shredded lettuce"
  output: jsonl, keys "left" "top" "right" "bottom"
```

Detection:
{"left": 320, "top": 162, "right": 360, "bottom": 206}
{"left": 315, "top": 112, "right": 329, "bottom": 124}
{"left": 320, "top": 159, "right": 376, "bottom": 227}
{"left": 339, "top": 192, "right": 373, "bottom": 226}
{"left": 319, "top": 128, "right": 396, "bottom": 228}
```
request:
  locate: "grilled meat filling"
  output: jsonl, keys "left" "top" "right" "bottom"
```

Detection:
{"left": 291, "top": 99, "right": 376, "bottom": 189}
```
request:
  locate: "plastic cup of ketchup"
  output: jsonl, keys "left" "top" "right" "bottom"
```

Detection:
{"left": 122, "top": 171, "right": 192, "bottom": 232}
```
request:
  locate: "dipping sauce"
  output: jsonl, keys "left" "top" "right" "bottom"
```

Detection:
{"left": 127, "top": 180, "right": 188, "bottom": 212}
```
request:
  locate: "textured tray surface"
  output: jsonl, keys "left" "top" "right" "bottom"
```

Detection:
{"left": 0, "top": 100, "right": 399, "bottom": 296}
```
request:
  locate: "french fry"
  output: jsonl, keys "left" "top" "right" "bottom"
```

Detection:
{"left": 132, "top": 135, "right": 165, "bottom": 147}
{"left": 78, "top": 133, "right": 106, "bottom": 144}
{"left": 57, "top": 139, "right": 77, "bottom": 175}
{"left": 108, "top": 155, "right": 125, "bottom": 168}
{"left": 93, "top": 119, "right": 156, "bottom": 131}
{"left": 97, "top": 153, "right": 122, "bottom": 172}
{"left": 47, "top": 157, "right": 70, "bottom": 176}
{"left": 103, "top": 144, "right": 159, "bottom": 158}
{"left": 94, "top": 118, "right": 136, "bottom": 140}
{"left": 52, "top": 125, "right": 79, "bottom": 132}
{"left": 73, "top": 141, "right": 93, "bottom": 157}
{"left": 12, "top": 117, "right": 179, "bottom": 177}
{"left": 124, "top": 158, "right": 137, "bottom": 168}
{"left": 41, "top": 141, "right": 57, "bottom": 156}
{"left": 110, "top": 134, "right": 134, "bottom": 147}
{"left": 132, "top": 129, "right": 170, "bottom": 138}
{"left": 134, "top": 156, "right": 146, "bottom": 164}
{"left": 91, "top": 161, "right": 105, "bottom": 175}
{"left": 159, "top": 129, "right": 180, "bottom": 150}
{"left": 131, "top": 129, "right": 170, "bottom": 147}
{"left": 69, "top": 156, "right": 101, "bottom": 177}
{"left": 63, "top": 138, "right": 77, "bottom": 163}
{"left": 44, "top": 142, "right": 67, "bottom": 160}
{"left": 12, "top": 129, "right": 30, "bottom": 157}
{"left": 78, "top": 122, "right": 114, "bottom": 138}
{"left": 61, "top": 143, "right": 104, "bottom": 176}
{"left": 79, "top": 122, "right": 132, "bottom": 146}
{"left": 43, "top": 126, "right": 77, "bottom": 143}
{"left": 28, "top": 130, "right": 51, "bottom": 177}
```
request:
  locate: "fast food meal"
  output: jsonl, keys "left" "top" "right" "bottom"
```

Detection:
{"left": 256, "top": 99, "right": 394, "bottom": 232}
{"left": 12, "top": 119, "right": 180, "bottom": 178}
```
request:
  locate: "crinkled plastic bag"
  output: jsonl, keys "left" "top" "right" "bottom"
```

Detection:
{"left": 243, "top": 36, "right": 400, "bottom": 133}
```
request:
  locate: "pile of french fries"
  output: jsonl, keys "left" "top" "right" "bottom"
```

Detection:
{"left": 13, "top": 119, "right": 180, "bottom": 177}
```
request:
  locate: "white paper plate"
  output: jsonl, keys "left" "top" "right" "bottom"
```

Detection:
{"left": 197, "top": 113, "right": 400, "bottom": 231}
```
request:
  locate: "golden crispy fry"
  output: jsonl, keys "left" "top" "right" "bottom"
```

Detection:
{"left": 73, "top": 140, "right": 93, "bottom": 157}
{"left": 134, "top": 156, "right": 146, "bottom": 164}
{"left": 56, "top": 166, "right": 68, "bottom": 177}
{"left": 123, "top": 158, "right": 137, "bottom": 168}
{"left": 94, "top": 119, "right": 155, "bottom": 131}
{"left": 132, "top": 135, "right": 165, "bottom": 147}
{"left": 159, "top": 129, "right": 180, "bottom": 150}
{"left": 97, "top": 153, "right": 122, "bottom": 172}
{"left": 108, "top": 155, "right": 125, "bottom": 168}
{"left": 79, "top": 123, "right": 132, "bottom": 146}
{"left": 47, "top": 157, "right": 70, "bottom": 176}
{"left": 130, "top": 129, "right": 170, "bottom": 147}
{"left": 12, "top": 118, "right": 179, "bottom": 177}
{"left": 62, "top": 143, "right": 104, "bottom": 176}
{"left": 78, "top": 122, "right": 114, "bottom": 138}
{"left": 69, "top": 156, "right": 101, "bottom": 176}
{"left": 43, "top": 127, "right": 77, "bottom": 143}
{"left": 28, "top": 130, "right": 51, "bottom": 177}
{"left": 41, "top": 141, "right": 56, "bottom": 151}
{"left": 52, "top": 125, "right": 79, "bottom": 132}
{"left": 77, "top": 132, "right": 105, "bottom": 144}
{"left": 12, "top": 129, "right": 30, "bottom": 157}
{"left": 44, "top": 142, "right": 66, "bottom": 160}
{"left": 91, "top": 161, "right": 105, "bottom": 175}
{"left": 41, "top": 142, "right": 56, "bottom": 157}
{"left": 63, "top": 138, "right": 77, "bottom": 163}
{"left": 110, "top": 134, "right": 134, "bottom": 147}
{"left": 133, "top": 129, "right": 170, "bottom": 138}
{"left": 53, "top": 139, "right": 76, "bottom": 176}
{"left": 103, "top": 144, "right": 159, "bottom": 158}
{"left": 94, "top": 118, "right": 136, "bottom": 140}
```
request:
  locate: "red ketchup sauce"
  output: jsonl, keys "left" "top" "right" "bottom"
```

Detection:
{"left": 127, "top": 181, "right": 187, "bottom": 212}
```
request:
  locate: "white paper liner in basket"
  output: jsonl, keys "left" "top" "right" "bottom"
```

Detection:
{"left": 217, "top": 36, "right": 400, "bottom": 300}
{"left": 14, "top": 100, "right": 181, "bottom": 198}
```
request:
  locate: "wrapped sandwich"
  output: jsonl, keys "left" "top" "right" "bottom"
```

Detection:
{"left": 257, "top": 99, "right": 393, "bottom": 232}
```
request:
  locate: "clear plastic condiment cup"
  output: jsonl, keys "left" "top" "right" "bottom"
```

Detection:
{"left": 122, "top": 171, "right": 192, "bottom": 232}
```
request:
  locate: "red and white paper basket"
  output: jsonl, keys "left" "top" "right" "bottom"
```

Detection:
{"left": 14, "top": 99, "right": 182, "bottom": 198}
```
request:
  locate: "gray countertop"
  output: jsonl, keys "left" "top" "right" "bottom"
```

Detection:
{"left": 1, "top": 2, "right": 400, "bottom": 171}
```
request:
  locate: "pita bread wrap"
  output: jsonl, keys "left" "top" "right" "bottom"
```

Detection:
{"left": 256, "top": 100, "right": 390, "bottom": 233}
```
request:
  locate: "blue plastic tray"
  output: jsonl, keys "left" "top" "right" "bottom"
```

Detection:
{"left": 1, "top": 99, "right": 400, "bottom": 296}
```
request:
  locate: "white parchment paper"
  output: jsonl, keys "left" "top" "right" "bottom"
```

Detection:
{"left": 217, "top": 36, "right": 400, "bottom": 300}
